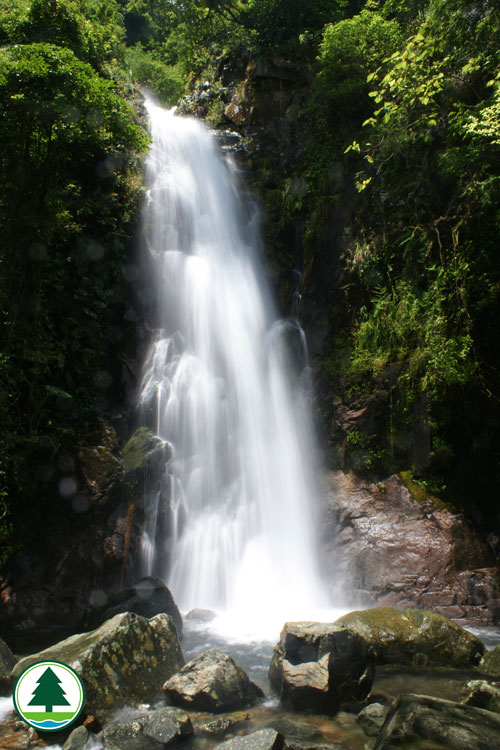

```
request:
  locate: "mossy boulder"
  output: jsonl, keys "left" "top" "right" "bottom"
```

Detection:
{"left": 123, "top": 428, "right": 168, "bottom": 474}
{"left": 334, "top": 607, "right": 484, "bottom": 667}
{"left": 12, "top": 612, "right": 184, "bottom": 721}
{"left": 479, "top": 645, "right": 500, "bottom": 678}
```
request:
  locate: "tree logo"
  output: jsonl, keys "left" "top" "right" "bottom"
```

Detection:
{"left": 13, "top": 661, "right": 85, "bottom": 732}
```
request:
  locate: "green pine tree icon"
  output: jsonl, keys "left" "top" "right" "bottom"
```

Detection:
{"left": 28, "top": 667, "right": 70, "bottom": 713}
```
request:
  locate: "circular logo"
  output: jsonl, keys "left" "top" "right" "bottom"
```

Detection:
{"left": 13, "top": 661, "right": 85, "bottom": 732}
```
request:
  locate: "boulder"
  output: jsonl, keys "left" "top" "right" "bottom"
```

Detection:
{"left": 143, "top": 707, "right": 192, "bottom": 745}
{"left": 270, "top": 623, "right": 373, "bottom": 713}
{"left": 357, "top": 703, "right": 388, "bottom": 737}
{"left": 0, "top": 635, "right": 16, "bottom": 694}
{"left": 85, "top": 577, "right": 182, "bottom": 638}
{"left": 322, "top": 471, "right": 500, "bottom": 624}
{"left": 62, "top": 725, "right": 90, "bottom": 750}
{"left": 103, "top": 719, "right": 161, "bottom": 750}
{"left": 164, "top": 648, "right": 263, "bottom": 713}
{"left": 185, "top": 608, "right": 216, "bottom": 622}
{"left": 334, "top": 607, "right": 484, "bottom": 667}
{"left": 219, "top": 729, "right": 284, "bottom": 750}
{"left": 479, "top": 645, "right": 500, "bottom": 677}
{"left": 12, "top": 612, "right": 184, "bottom": 721}
{"left": 374, "top": 693, "right": 500, "bottom": 749}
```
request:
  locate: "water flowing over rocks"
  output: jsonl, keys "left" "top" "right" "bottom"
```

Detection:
{"left": 322, "top": 471, "right": 500, "bottom": 624}
{"left": 12, "top": 612, "right": 184, "bottom": 721}
{"left": 374, "top": 693, "right": 500, "bottom": 749}
{"left": 164, "top": 648, "right": 264, "bottom": 713}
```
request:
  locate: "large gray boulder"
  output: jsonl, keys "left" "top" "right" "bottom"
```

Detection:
{"left": 334, "top": 607, "right": 484, "bottom": 667}
{"left": 12, "top": 612, "right": 184, "bottom": 720}
{"left": 374, "top": 693, "right": 500, "bottom": 749}
{"left": 270, "top": 623, "right": 373, "bottom": 713}
{"left": 164, "top": 648, "right": 263, "bottom": 713}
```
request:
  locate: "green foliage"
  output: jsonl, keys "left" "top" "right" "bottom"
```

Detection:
{"left": 316, "top": 10, "right": 400, "bottom": 116}
{"left": 0, "top": 33, "right": 148, "bottom": 560}
{"left": 0, "top": 0, "right": 126, "bottom": 71}
{"left": 124, "top": 44, "right": 185, "bottom": 105}
{"left": 350, "top": 280, "right": 476, "bottom": 395}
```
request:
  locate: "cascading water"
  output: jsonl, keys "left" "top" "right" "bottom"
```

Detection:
{"left": 138, "top": 100, "right": 336, "bottom": 637}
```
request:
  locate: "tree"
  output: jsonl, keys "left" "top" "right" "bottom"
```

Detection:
{"left": 28, "top": 667, "right": 70, "bottom": 713}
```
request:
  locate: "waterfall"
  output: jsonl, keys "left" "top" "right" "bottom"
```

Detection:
{"left": 137, "top": 101, "right": 332, "bottom": 636}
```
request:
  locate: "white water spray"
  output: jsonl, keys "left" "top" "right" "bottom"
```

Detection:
{"left": 138, "top": 101, "right": 338, "bottom": 638}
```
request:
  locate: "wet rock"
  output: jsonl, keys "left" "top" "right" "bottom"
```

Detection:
{"left": 185, "top": 608, "right": 217, "bottom": 622}
{"left": 12, "top": 612, "right": 184, "bottom": 721}
{"left": 77, "top": 423, "right": 121, "bottom": 508}
{"left": 270, "top": 623, "right": 373, "bottom": 713}
{"left": 62, "top": 725, "right": 90, "bottom": 750}
{"left": 322, "top": 471, "right": 500, "bottom": 625}
{"left": 85, "top": 576, "right": 182, "bottom": 638}
{"left": 281, "top": 655, "right": 331, "bottom": 711}
{"left": 103, "top": 719, "right": 160, "bottom": 750}
{"left": 198, "top": 717, "right": 234, "bottom": 735}
{"left": 374, "top": 693, "right": 500, "bottom": 749}
{"left": 334, "top": 607, "right": 484, "bottom": 667}
{"left": 122, "top": 427, "right": 168, "bottom": 474}
{"left": 0, "top": 636, "right": 16, "bottom": 693}
{"left": 164, "top": 648, "right": 263, "bottom": 713}
{"left": 479, "top": 645, "right": 500, "bottom": 677}
{"left": 462, "top": 679, "right": 500, "bottom": 713}
{"left": 219, "top": 728, "right": 284, "bottom": 750}
{"left": 357, "top": 703, "right": 388, "bottom": 737}
{"left": 142, "top": 706, "right": 193, "bottom": 745}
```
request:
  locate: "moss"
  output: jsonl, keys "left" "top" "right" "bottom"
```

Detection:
{"left": 123, "top": 427, "right": 158, "bottom": 473}
{"left": 399, "top": 471, "right": 455, "bottom": 513}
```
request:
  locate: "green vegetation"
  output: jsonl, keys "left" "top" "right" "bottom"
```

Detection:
{"left": 0, "top": 0, "right": 148, "bottom": 561}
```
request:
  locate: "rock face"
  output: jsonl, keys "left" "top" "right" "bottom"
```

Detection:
{"left": 0, "top": 426, "right": 171, "bottom": 643}
{"left": 322, "top": 471, "right": 500, "bottom": 624}
{"left": 0, "top": 635, "right": 16, "bottom": 693}
{"left": 85, "top": 576, "right": 183, "bottom": 638}
{"left": 12, "top": 612, "right": 184, "bottom": 721}
{"left": 269, "top": 622, "right": 373, "bottom": 713}
{"left": 164, "top": 648, "right": 263, "bottom": 713}
{"left": 374, "top": 693, "right": 500, "bottom": 749}
{"left": 334, "top": 607, "right": 484, "bottom": 667}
